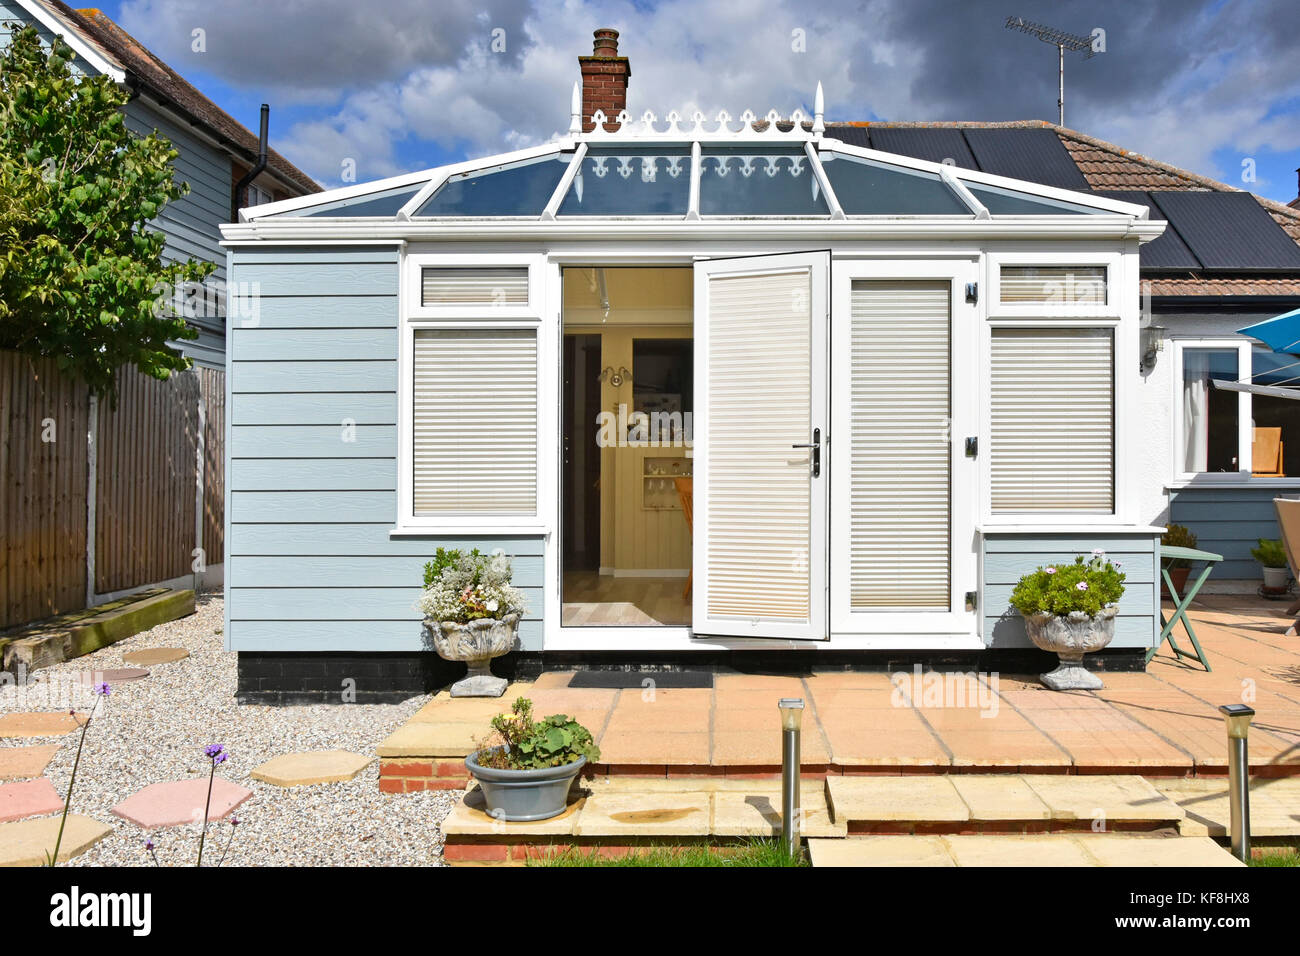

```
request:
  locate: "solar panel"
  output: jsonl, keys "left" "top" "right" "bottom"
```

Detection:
{"left": 1095, "top": 191, "right": 1203, "bottom": 270}
{"left": 962, "top": 128, "right": 1091, "bottom": 190}
{"left": 1147, "top": 191, "right": 1300, "bottom": 271}
{"left": 865, "top": 128, "right": 978, "bottom": 170}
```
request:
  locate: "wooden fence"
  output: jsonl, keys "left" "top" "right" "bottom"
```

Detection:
{"left": 0, "top": 351, "right": 224, "bottom": 629}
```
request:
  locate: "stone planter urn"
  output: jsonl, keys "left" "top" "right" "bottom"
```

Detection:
{"left": 430, "top": 613, "right": 519, "bottom": 697}
{"left": 1024, "top": 605, "right": 1117, "bottom": 691}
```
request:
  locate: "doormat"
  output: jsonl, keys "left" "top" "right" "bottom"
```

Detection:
{"left": 567, "top": 670, "right": 714, "bottom": 689}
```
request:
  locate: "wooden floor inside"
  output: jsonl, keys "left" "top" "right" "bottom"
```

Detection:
{"left": 562, "top": 571, "right": 692, "bottom": 626}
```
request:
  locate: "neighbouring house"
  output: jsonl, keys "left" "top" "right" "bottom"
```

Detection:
{"left": 221, "top": 28, "right": 1300, "bottom": 703}
{"left": 0, "top": 1, "right": 319, "bottom": 631}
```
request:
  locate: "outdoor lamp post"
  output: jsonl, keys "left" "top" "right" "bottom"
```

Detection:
{"left": 778, "top": 698, "right": 804, "bottom": 859}
{"left": 1218, "top": 703, "right": 1255, "bottom": 862}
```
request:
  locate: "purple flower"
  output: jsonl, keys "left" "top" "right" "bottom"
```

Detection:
{"left": 204, "top": 744, "right": 224, "bottom": 758}
{"left": 230, "top": 816, "right": 240, "bottom": 826}
{"left": 94, "top": 682, "right": 110, "bottom": 696}
{"left": 214, "top": 752, "right": 228, "bottom": 765}
{"left": 1113, "top": 562, "right": 1122, "bottom": 570}
{"left": 1045, "top": 567, "right": 1057, "bottom": 575}
{"left": 144, "top": 839, "right": 155, "bottom": 851}
{"left": 1076, "top": 581, "right": 1089, "bottom": 591}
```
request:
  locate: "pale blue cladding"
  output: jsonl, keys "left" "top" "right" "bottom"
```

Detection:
{"left": 225, "top": 245, "right": 546, "bottom": 653}
{"left": 1168, "top": 486, "right": 1290, "bottom": 580}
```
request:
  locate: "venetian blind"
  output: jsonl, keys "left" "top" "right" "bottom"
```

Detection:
{"left": 421, "top": 267, "right": 529, "bottom": 307}
{"left": 706, "top": 269, "right": 811, "bottom": 622}
{"left": 849, "top": 281, "right": 951, "bottom": 608}
{"left": 413, "top": 329, "right": 536, "bottom": 515}
{"left": 990, "top": 327, "right": 1114, "bottom": 513}
{"left": 1000, "top": 266, "right": 1106, "bottom": 305}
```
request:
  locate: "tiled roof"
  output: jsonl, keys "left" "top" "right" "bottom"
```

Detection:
{"left": 40, "top": 2, "right": 319, "bottom": 196}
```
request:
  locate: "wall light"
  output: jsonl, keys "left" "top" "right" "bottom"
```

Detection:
{"left": 1140, "top": 324, "right": 1166, "bottom": 372}
{"left": 597, "top": 366, "right": 630, "bottom": 387}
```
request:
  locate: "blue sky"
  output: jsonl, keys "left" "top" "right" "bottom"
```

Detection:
{"left": 88, "top": 0, "right": 1300, "bottom": 204}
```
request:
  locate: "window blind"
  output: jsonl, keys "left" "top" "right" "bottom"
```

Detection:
{"left": 413, "top": 329, "right": 536, "bottom": 515}
{"left": 421, "top": 267, "right": 529, "bottom": 307}
{"left": 848, "top": 281, "right": 951, "bottom": 608}
{"left": 990, "top": 327, "right": 1114, "bottom": 513}
{"left": 705, "top": 269, "right": 811, "bottom": 622}
{"left": 1000, "top": 266, "right": 1106, "bottom": 305}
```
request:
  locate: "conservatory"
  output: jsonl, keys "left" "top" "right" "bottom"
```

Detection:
{"left": 220, "top": 90, "right": 1169, "bottom": 682}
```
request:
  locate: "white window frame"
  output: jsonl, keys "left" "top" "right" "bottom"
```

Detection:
{"left": 1169, "top": 336, "right": 1287, "bottom": 486}
{"left": 394, "top": 251, "right": 550, "bottom": 534}
{"left": 245, "top": 182, "right": 274, "bottom": 208}
{"left": 980, "top": 246, "right": 1134, "bottom": 527}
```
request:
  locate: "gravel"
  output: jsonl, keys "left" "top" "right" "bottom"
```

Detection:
{"left": 0, "top": 593, "right": 459, "bottom": 866}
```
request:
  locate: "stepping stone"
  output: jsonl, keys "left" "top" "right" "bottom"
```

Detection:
{"left": 122, "top": 647, "right": 188, "bottom": 666}
{"left": 251, "top": 750, "right": 373, "bottom": 787}
{"left": 78, "top": 667, "right": 149, "bottom": 684}
{"left": 0, "top": 744, "right": 61, "bottom": 781}
{"left": 0, "top": 778, "right": 64, "bottom": 822}
{"left": 0, "top": 814, "right": 113, "bottom": 866}
{"left": 0, "top": 712, "right": 84, "bottom": 739}
{"left": 111, "top": 776, "right": 252, "bottom": 828}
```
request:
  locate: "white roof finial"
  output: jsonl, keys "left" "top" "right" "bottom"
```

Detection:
{"left": 569, "top": 80, "right": 582, "bottom": 135}
{"left": 813, "top": 81, "right": 825, "bottom": 136}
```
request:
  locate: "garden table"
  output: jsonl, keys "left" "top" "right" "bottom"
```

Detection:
{"left": 1146, "top": 544, "right": 1222, "bottom": 672}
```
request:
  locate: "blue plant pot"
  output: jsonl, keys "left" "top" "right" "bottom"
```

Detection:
{"left": 465, "top": 748, "right": 585, "bottom": 822}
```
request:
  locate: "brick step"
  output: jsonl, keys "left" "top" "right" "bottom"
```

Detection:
{"left": 807, "top": 834, "right": 1243, "bottom": 867}
{"left": 825, "top": 774, "right": 1188, "bottom": 835}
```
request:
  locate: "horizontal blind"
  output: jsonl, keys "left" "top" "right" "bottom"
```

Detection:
{"left": 706, "top": 269, "right": 811, "bottom": 622}
{"left": 990, "top": 328, "right": 1114, "bottom": 513}
{"left": 1000, "top": 266, "right": 1106, "bottom": 305}
{"left": 849, "top": 281, "right": 950, "bottom": 608}
{"left": 413, "top": 329, "right": 536, "bottom": 514}
{"left": 421, "top": 267, "right": 529, "bottom": 307}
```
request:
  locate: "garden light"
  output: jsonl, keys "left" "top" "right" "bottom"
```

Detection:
{"left": 1218, "top": 703, "right": 1254, "bottom": 862}
{"left": 778, "top": 698, "right": 804, "bottom": 859}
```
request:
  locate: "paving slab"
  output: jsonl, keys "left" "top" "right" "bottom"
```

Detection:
{"left": 596, "top": 731, "right": 710, "bottom": 766}
{"left": 826, "top": 775, "right": 969, "bottom": 824}
{"left": 78, "top": 667, "right": 149, "bottom": 684}
{"left": 575, "top": 790, "right": 710, "bottom": 837}
{"left": 942, "top": 834, "right": 1099, "bottom": 866}
{"left": 1022, "top": 774, "right": 1183, "bottom": 825}
{"left": 712, "top": 787, "right": 845, "bottom": 838}
{"left": 808, "top": 835, "right": 955, "bottom": 867}
{"left": 0, "top": 712, "right": 84, "bottom": 739}
{"left": 1155, "top": 777, "right": 1300, "bottom": 837}
{"left": 1077, "top": 835, "right": 1243, "bottom": 867}
{"left": 948, "top": 775, "right": 1052, "bottom": 822}
{"left": 121, "top": 647, "right": 188, "bottom": 666}
{"left": 442, "top": 786, "right": 584, "bottom": 836}
{"left": 250, "top": 750, "right": 373, "bottom": 787}
{"left": 377, "top": 721, "right": 480, "bottom": 758}
{"left": 111, "top": 776, "right": 252, "bottom": 828}
{"left": 0, "top": 814, "right": 112, "bottom": 866}
{"left": 0, "top": 744, "right": 61, "bottom": 781}
{"left": 0, "top": 778, "right": 64, "bottom": 822}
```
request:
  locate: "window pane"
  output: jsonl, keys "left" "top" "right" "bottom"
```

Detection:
{"left": 415, "top": 154, "right": 569, "bottom": 217}
{"left": 1001, "top": 266, "right": 1107, "bottom": 305}
{"left": 296, "top": 184, "right": 423, "bottom": 218}
{"left": 969, "top": 183, "right": 1100, "bottom": 215}
{"left": 421, "top": 267, "right": 528, "bottom": 307}
{"left": 991, "top": 328, "right": 1114, "bottom": 513}
{"left": 699, "top": 146, "right": 828, "bottom": 216}
{"left": 1182, "top": 348, "right": 1239, "bottom": 473}
{"left": 558, "top": 147, "right": 691, "bottom": 216}
{"left": 413, "top": 329, "right": 537, "bottom": 514}
{"left": 819, "top": 153, "right": 970, "bottom": 215}
{"left": 1250, "top": 346, "right": 1299, "bottom": 477}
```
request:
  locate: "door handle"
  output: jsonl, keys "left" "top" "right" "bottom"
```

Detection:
{"left": 791, "top": 427, "right": 821, "bottom": 478}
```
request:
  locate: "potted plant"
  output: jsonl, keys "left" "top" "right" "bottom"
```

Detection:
{"left": 416, "top": 548, "right": 527, "bottom": 697}
{"left": 1010, "top": 552, "right": 1127, "bottom": 691}
{"left": 465, "top": 697, "right": 600, "bottom": 822}
{"left": 1251, "top": 538, "right": 1290, "bottom": 596}
{"left": 1161, "top": 524, "right": 1198, "bottom": 599}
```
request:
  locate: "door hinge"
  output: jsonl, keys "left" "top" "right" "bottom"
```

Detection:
{"left": 964, "top": 436, "right": 978, "bottom": 458}
{"left": 965, "top": 282, "right": 978, "bottom": 304}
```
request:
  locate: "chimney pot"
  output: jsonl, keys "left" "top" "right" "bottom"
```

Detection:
{"left": 579, "top": 28, "right": 630, "bottom": 133}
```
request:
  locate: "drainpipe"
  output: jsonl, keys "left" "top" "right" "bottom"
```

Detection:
{"left": 231, "top": 104, "right": 269, "bottom": 222}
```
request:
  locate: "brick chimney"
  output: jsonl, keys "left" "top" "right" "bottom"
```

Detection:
{"left": 1291, "top": 167, "right": 1300, "bottom": 210}
{"left": 579, "top": 28, "right": 630, "bottom": 132}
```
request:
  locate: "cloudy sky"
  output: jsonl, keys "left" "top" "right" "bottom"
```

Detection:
{"left": 96, "top": 0, "right": 1300, "bottom": 203}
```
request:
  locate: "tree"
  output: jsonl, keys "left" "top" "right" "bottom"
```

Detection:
{"left": 0, "top": 24, "right": 213, "bottom": 400}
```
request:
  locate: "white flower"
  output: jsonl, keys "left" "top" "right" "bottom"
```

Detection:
{"left": 1045, "top": 567, "right": 1057, "bottom": 575}
{"left": 486, "top": 599, "right": 499, "bottom": 612}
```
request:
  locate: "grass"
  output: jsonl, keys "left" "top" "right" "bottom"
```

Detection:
{"left": 533, "top": 839, "right": 809, "bottom": 867}
{"left": 1248, "top": 848, "right": 1299, "bottom": 867}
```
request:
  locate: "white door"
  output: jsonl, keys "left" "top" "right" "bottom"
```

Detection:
{"left": 692, "top": 252, "right": 829, "bottom": 640}
{"left": 829, "top": 258, "right": 979, "bottom": 638}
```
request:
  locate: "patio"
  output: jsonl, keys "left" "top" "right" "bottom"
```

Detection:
{"left": 379, "top": 592, "right": 1300, "bottom": 789}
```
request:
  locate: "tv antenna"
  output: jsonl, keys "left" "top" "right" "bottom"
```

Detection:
{"left": 1004, "top": 16, "right": 1098, "bottom": 126}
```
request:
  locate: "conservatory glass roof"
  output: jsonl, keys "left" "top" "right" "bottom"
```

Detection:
{"left": 242, "top": 91, "right": 1149, "bottom": 225}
